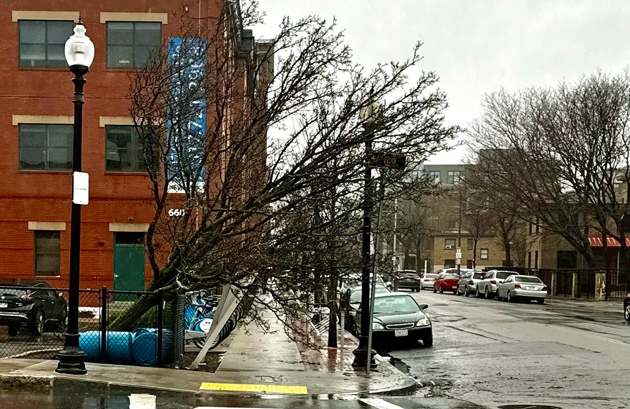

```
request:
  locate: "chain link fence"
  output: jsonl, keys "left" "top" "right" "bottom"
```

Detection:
{"left": 0, "top": 285, "right": 184, "bottom": 366}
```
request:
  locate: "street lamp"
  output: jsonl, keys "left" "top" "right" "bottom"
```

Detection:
{"left": 56, "top": 19, "right": 94, "bottom": 375}
{"left": 352, "top": 102, "right": 382, "bottom": 369}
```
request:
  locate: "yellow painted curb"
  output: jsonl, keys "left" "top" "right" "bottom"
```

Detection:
{"left": 200, "top": 382, "right": 308, "bottom": 395}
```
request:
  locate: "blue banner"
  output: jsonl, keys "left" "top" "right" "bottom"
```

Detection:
{"left": 167, "top": 37, "right": 207, "bottom": 192}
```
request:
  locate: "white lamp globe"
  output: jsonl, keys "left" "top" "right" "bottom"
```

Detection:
{"left": 64, "top": 22, "right": 95, "bottom": 69}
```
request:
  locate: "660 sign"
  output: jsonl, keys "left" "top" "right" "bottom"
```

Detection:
{"left": 168, "top": 208, "right": 186, "bottom": 217}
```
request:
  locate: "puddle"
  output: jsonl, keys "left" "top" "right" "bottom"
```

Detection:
{"left": 388, "top": 356, "right": 410, "bottom": 374}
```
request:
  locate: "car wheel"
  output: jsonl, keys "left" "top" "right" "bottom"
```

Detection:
{"left": 507, "top": 291, "right": 513, "bottom": 303}
{"left": 537, "top": 298, "right": 545, "bottom": 305}
{"left": 439, "top": 286, "right": 444, "bottom": 294}
{"left": 8, "top": 326, "right": 17, "bottom": 337}
{"left": 484, "top": 288, "right": 490, "bottom": 299}
{"left": 422, "top": 333, "right": 433, "bottom": 347}
{"left": 475, "top": 288, "right": 481, "bottom": 298}
{"left": 31, "top": 310, "right": 45, "bottom": 336}
{"left": 433, "top": 287, "right": 437, "bottom": 293}
{"left": 465, "top": 287, "right": 470, "bottom": 297}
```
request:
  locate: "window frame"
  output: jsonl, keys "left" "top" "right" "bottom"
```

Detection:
{"left": 444, "top": 238, "right": 456, "bottom": 250}
{"left": 18, "top": 20, "right": 74, "bottom": 68}
{"left": 18, "top": 124, "right": 73, "bottom": 171}
{"left": 447, "top": 171, "right": 463, "bottom": 185}
{"left": 480, "top": 248, "right": 489, "bottom": 260}
{"left": 33, "top": 230, "right": 61, "bottom": 277}
{"left": 467, "top": 238, "right": 473, "bottom": 250}
{"left": 106, "top": 21, "right": 162, "bottom": 69}
{"left": 105, "top": 125, "right": 146, "bottom": 173}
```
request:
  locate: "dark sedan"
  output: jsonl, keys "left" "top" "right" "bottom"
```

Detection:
{"left": 625, "top": 293, "right": 630, "bottom": 322}
{"left": 354, "top": 292, "right": 432, "bottom": 347}
{"left": 0, "top": 281, "right": 67, "bottom": 336}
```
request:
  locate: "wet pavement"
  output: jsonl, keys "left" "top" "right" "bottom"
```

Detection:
{"left": 386, "top": 291, "right": 630, "bottom": 408}
{"left": 0, "top": 383, "right": 484, "bottom": 408}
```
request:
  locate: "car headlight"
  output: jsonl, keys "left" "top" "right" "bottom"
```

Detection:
{"left": 372, "top": 322, "right": 385, "bottom": 330}
{"left": 416, "top": 318, "right": 430, "bottom": 327}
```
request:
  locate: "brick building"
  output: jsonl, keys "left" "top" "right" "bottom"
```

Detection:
{"left": 0, "top": 1, "right": 259, "bottom": 290}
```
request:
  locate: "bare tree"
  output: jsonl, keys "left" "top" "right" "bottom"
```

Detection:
{"left": 109, "top": 2, "right": 458, "bottom": 330}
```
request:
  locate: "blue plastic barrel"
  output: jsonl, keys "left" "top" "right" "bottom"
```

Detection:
{"left": 132, "top": 328, "right": 158, "bottom": 366}
{"left": 79, "top": 331, "right": 133, "bottom": 365}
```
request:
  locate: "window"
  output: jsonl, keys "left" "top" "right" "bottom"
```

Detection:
{"left": 467, "top": 238, "right": 473, "bottom": 250}
{"left": 19, "top": 20, "right": 73, "bottom": 68}
{"left": 19, "top": 124, "right": 73, "bottom": 170}
{"left": 105, "top": 126, "right": 145, "bottom": 172}
{"left": 528, "top": 251, "right": 532, "bottom": 268}
{"left": 444, "top": 259, "right": 456, "bottom": 268}
{"left": 444, "top": 238, "right": 456, "bottom": 249}
{"left": 447, "top": 171, "right": 463, "bottom": 185}
{"left": 466, "top": 260, "right": 473, "bottom": 269}
{"left": 426, "top": 170, "right": 440, "bottom": 184}
{"left": 480, "top": 248, "right": 489, "bottom": 260}
{"left": 534, "top": 251, "right": 539, "bottom": 269}
{"left": 34, "top": 231, "right": 60, "bottom": 276}
{"left": 107, "top": 22, "right": 161, "bottom": 68}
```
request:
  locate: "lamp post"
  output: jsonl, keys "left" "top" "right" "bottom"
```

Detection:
{"left": 56, "top": 20, "right": 94, "bottom": 375}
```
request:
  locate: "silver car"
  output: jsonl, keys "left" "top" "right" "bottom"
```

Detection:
{"left": 420, "top": 273, "right": 439, "bottom": 290}
{"left": 496, "top": 275, "right": 548, "bottom": 304}
{"left": 476, "top": 270, "right": 519, "bottom": 299}
{"left": 456, "top": 272, "right": 486, "bottom": 296}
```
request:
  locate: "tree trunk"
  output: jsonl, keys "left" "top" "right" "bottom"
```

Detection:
{"left": 327, "top": 275, "right": 338, "bottom": 348}
{"left": 473, "top": 240, "right": 478, "bottom": 268}
{"left": 504, "top": 236, "right": 511, "bottom": 267}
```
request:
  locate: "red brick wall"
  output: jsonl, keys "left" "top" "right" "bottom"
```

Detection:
{"left": 0, "top": 0, "right": 224, "bottom": 289}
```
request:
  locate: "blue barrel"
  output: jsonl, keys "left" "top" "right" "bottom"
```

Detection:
{"left": 79, "top": 331, "right": 133, "bottom": 365}
{"left": 132, "top": 328, "right": 158, "bottom": 366}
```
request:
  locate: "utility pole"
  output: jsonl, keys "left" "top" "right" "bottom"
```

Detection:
{"left": 457, "top": 186, "right": 462, "bottom": 274}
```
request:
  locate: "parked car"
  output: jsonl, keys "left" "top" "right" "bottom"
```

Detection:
{"left": 0, "top": 281, "right": 67, "bottom": 336}
{"left": 496, "top": 275, "right": 548, "bottom": 304}
{"left": 353, "top": 292, "right": 433, "bottom": 347}
{"left": 456, "top": 271, "right": 486, "bottom": 296}
{"left": 625, "top": 293, "right": 630, "bottom": 322}
{"left": 420, "top": 273, "right": 439, "bottom": 290}
{"left": 476, "top": 270, "right": 519, "bottom": 299}
{"left": 343, "top": 284, "right": 390, "bottom": 333}
{"left": 394, "top": 270, "right": 422, "bottom": 292}
{"left": 433, "top": 273, "right": 461, "bottom": 294}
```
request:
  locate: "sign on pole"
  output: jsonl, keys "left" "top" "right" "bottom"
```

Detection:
{"left": 72, "top": 172, "right": 89, "bottom": 205}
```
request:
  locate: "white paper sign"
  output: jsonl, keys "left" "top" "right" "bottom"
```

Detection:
{"left": 73, "top": 172, "right": 89, "bottom": 205}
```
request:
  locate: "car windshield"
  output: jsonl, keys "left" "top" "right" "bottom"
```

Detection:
{"left": 373, "top": 295, "right": 419, "bottom": 315}
{"left": 425, "top": 274, "right": 438, "bottom": 279}
{"left": 515, "top": 276, "right": 543, "bottom": 283}
{"left": 444, "top": 275, "right": 460, "bottom": 279}
{"left": 473, "top": 273, "right": 485, "bottom": 279}
{"left": 496, "top": 272, "right": 518, "bottom": 279}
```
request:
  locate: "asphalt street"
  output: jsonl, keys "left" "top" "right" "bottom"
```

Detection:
{"left": 385, "top": 289, "right": 630, "bottom": 409}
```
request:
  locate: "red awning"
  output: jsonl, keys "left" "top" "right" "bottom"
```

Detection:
{"left": 588, "top": 234, "right": 630, "bottom": 247}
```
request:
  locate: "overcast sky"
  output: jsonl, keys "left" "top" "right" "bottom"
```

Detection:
{"left": 253, "top": 0, "right": 630, "bottom": 164}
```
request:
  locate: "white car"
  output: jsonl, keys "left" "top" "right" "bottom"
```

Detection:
{"left": 476, "top": 270, "right": 519, "bottom": 299}
{"left": 420, "top": 273, "right": 439, "bottom": 289}
{"left": 497, "top": 275, "right": 548, "bottom": 304}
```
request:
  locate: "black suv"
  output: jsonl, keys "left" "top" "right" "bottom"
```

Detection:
{"left": 0, "top": 281, "right": 67, "bottom": 336}
{"left": 394, "top": 270, "right": 422, "bottom": 292}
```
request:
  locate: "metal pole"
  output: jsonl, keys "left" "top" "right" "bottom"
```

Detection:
{"left": 366, "top": 178, "right": 385, "bottom": 374}
{"left": 393, "top": 198, "right": 398, "bottom": 271}
{"left": 457, "top": 186, "right": 462, "bottom": 274}
{"left": 57, "top": 66, "right": 88, "bottom": 375}
{"left": 100, "top": 286, "right": 107, "bottom": 363}
{"left": 353, "top": 125, "right": 374, "bottom": 368}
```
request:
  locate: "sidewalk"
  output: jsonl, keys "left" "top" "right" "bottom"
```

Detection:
{"left": 0, "top": 311, "right": 416, "bottom": 396}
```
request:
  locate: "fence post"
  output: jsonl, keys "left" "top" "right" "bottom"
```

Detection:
{"left": 157, "top": 289, "right": 163, "bottom": 367}
{"left": 571, "top": 272, "right": 578, "bottom": 298}
{"left": 100, "top": 286, "right": 107, "bottom": 362}
{"left": 550, "top": 272, "right": 557, "bottom": 296}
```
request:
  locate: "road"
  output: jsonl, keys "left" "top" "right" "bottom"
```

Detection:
{"left": 385, "top": 289, "right": 630, "bottom": 408}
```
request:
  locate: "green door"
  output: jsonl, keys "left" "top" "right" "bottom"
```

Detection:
{"left": 113, "top": 232, "right": 145, "bottom": 300}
